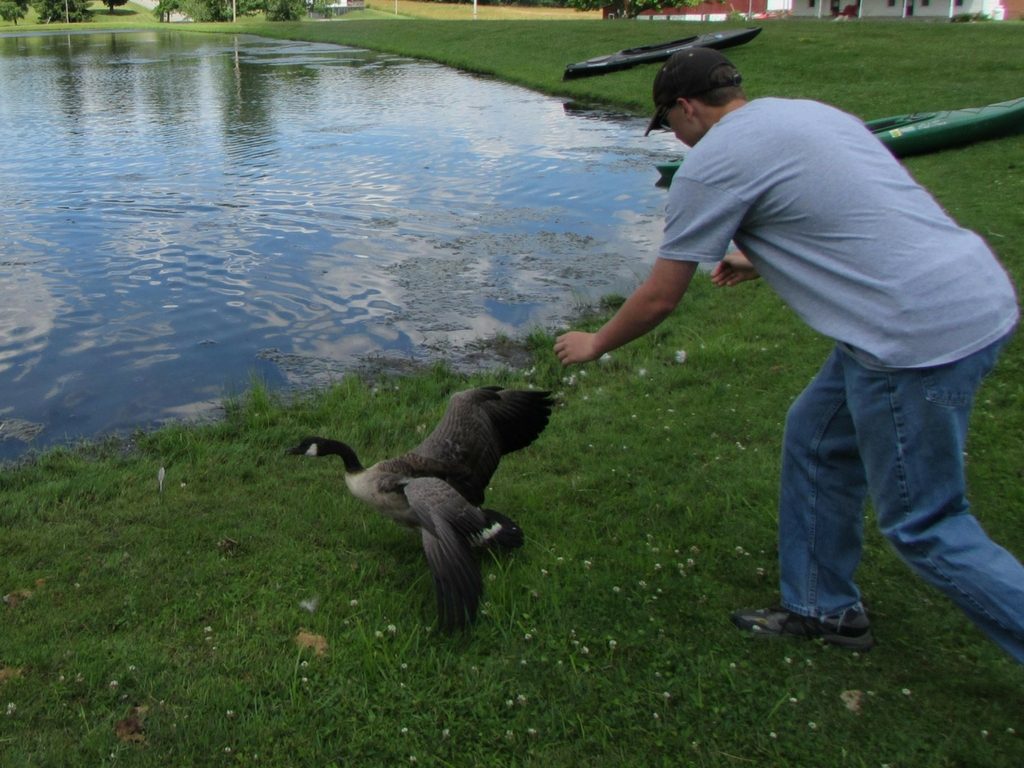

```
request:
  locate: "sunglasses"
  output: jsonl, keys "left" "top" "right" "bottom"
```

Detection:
{"left": 652, "top": 100, "right": 681, "bottom": 132}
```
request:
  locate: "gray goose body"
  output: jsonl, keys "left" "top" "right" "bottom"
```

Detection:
{"left": 288, "top": 386, "right": 554, "bottom": 631}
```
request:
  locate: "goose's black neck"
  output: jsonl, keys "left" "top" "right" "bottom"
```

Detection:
{"left": 318, "top": 439, "right": 364, "bottom": 473}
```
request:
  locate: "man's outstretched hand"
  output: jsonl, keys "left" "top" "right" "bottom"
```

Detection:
{"left": 710, "top": 250, "right": 760, "bottom": 287}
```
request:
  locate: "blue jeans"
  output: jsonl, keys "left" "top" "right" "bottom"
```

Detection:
{"left": 779, "top": 333, "right": 1024, "bottom": 662}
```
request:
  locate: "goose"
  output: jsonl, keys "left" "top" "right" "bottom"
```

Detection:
{"left": 288, "top": 386, "right": 554, "bottom": 632}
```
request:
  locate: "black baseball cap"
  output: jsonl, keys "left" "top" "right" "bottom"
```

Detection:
{"left": 645, "top": 48, "right": 743, "bottom": 135}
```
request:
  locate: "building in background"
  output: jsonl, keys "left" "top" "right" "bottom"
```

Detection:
{"left": 632, "top": 0, "right": 1019, "bottom": 18}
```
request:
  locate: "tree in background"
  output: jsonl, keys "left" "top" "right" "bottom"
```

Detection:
{"left": 178, "top": 0, "right": 230, "bottom": 19}
{"left": 263, "top": 0, "right": 305, "bottom": 18}
{"left": 30, "top": 0, "right": 92, "bottom": 21}
{"left": 0, "top": 0, "right": 30, "bottom": 23}
{"left": 103, "top": 0, "right": 129, "bottom": 11}
{"left": 153, "top": 0, "right": 180, "bottom": 19}
{"left": 172, "top": 0, "right": 265, "bottom": 19}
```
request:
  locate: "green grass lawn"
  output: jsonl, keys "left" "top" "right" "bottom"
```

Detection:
{"left": 2, "top": 16, "right": 1024, "bottom": 767}
{"left": 187, "top": 16, "right": 1024, "bottom": 120}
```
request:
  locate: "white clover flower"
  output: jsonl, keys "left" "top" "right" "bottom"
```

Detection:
{"left": 108, "top": 680, "right": 119, "bottom": 691}
{"left": 5, "top": 703, "right": 15, "bottom": 716}
{"left": 599, "top": 353, "right": 613, "bottom": 364}
{"left": 674, "top": 350, "right": 687, "bottom": 364}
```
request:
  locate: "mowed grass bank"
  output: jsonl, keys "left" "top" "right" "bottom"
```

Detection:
{"left": 2, "top": 17, "right": 1024, "bottom": 767}
{"left": 364, "top": 0, "right": 600, "bottom": 20}
{"left": 191, "top": 14, "right": 1024, "bottom": 118}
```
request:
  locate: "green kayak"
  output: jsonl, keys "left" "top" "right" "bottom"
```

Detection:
{"left": 655, "top": 96, "right": 1024, "bottom": 188}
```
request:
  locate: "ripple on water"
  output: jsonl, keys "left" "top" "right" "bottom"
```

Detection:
{"left": 0, "top": 31, "right": 676, "bottom": 460}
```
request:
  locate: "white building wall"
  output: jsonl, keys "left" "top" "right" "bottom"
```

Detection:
{"left": 789, "top": 0, "right": 825, "bottom": 16}
{"left": 791, "top": 0, "right": 993, "bottom": 14}
{"left": 858, "top": 0, "right": 910, "bottom": 15}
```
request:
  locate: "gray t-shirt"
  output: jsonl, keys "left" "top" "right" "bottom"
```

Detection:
{"left": 659, "top": 97, "right": 1019, "bottom": 368}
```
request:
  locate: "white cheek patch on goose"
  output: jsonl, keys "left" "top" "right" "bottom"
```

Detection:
{"left": 472, "top": 522, "right": 504, "bottom": 547}
{"left": 305, "top": 444, "right": 319, "bottom": 457}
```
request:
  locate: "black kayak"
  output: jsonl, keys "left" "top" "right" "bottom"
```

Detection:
{"left": 563, "top": 27, "right": 761, "bottom": 81}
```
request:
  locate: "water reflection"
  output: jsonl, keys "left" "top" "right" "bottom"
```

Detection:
{"left": 0, "top": 30, "right": 678, "bottom": 460}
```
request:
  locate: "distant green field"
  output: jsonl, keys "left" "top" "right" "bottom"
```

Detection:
{"left": 180, "top": 16, "right": 1024, "bottom": 125}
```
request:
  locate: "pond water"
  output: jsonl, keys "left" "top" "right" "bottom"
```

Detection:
{"left": 0, "top": 30, "right": 677, "bottom": 461}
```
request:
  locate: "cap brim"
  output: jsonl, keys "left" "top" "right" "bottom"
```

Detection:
{"left": 644, "top": 106, "right": 667, "bottom": 137}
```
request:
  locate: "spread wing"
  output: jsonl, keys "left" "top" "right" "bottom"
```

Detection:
{"left": 404, "top": 478, "right": 488, "bottom": 632}
{"left": 403, "top": 387, "right": 553, "bottom": 505}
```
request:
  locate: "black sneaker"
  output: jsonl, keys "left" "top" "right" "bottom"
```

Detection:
{"left": 730, "top": 606, "right": 875, "bottom": 651}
